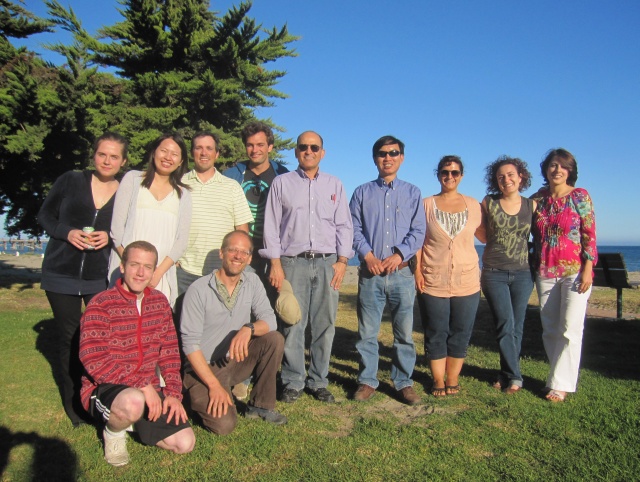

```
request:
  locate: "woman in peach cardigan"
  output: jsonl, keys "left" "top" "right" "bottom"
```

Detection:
{"left": 415, "top": 156, "right": 482, "bottom": 397}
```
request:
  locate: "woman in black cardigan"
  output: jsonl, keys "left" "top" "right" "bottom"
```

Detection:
{"left": 37, "top": 132, "right": 128, "bottom": 426}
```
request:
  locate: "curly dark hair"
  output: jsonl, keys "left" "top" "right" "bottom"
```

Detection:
{"left": 241, "top": 121, "right": 275, "bottom": 146}
{"left": 540, "top": 148, "right": 578, "bottom": 187}
{"left": 484, "top": 156, "right": 532, "bottom": 195}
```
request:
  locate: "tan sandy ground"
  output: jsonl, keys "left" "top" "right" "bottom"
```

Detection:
{"left": 1, "top": 253, "right": 639, "bottom": 318}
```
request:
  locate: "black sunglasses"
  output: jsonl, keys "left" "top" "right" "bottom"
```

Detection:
{"left": 377, "top": 150, "right": 401, "bottom": 158}
{"left": 440, "top": 169, "right": 461, "bottom": 178}
{"left": 297, "top": 144, "right": 321, "bottom": 153}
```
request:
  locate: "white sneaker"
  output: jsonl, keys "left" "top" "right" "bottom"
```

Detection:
{"left": 103, "top": 430, "right": 129, "bottom": 467}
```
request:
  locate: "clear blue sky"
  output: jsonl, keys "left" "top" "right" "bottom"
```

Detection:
{"left": 11, "top": 0, "right": 640, "bottom": 245}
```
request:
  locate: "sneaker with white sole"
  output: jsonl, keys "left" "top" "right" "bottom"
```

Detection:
{"left": 103, "top": 430, "right": 129, "bottom": 467}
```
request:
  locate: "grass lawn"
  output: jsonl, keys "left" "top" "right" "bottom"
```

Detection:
{"left": 1, "top": 278, "right": 639, "bottom": 481}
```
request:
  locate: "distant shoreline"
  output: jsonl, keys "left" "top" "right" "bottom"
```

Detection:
{"left": 3, "top": 251, "right": 639, "bottom": 288}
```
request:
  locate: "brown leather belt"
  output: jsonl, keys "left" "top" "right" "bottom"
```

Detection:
{"left": 398, "top": 260, "right": 410, "bottom": 270}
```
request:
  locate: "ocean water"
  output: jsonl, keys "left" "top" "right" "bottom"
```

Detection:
{"left": 475, "top": 245, "right": 640, "bottom": 272}
{"left": 6, "top": 241, "right": 640, "bottom": 272}
{"left": 348, "top": 245, "right": 640, "bottom": 272}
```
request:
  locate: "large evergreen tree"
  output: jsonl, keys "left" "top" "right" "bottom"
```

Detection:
{"left": 0, "top": 0, "right": 56, "bottom": 235}
{"left": 0, "top": 0, "right": 297, "bottom": 236}
{"left": 49, "top": 0, "right": 298, "bottom": 167}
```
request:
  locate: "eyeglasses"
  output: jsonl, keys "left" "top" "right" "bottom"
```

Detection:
{"left": 439, "top": 170, "right": 461, "bottom": 178}
{"left": 376, "top": 150, "right": 401, "bottom": 158}
{"left": 224, "top": 247, "right": 252, "bottom": 258}
{"left": 297, "top": 144, "right": 321, "bottom": 153}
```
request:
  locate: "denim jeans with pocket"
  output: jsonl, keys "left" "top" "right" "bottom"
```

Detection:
{"left": 279, "top": 254, "right": 339, "bottom": 390}
{"left": 356, "top": 266, "right": 416, "bottom": 390}
{"left": 481, "top": 268, "right": 534, "bottom": 387}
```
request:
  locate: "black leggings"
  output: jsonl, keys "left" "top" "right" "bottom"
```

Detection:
{"left": 45, "top": 291, "right": 96, "bottom": 425}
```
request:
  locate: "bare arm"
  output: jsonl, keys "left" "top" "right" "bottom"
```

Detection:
{"left": 268, "top": 258, "right": 285, "bottom": 291}
{"left": 235, "top": 223, "right": 249, "bottom": 233}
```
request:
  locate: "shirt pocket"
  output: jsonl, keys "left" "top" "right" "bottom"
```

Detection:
{"left": 395, "top": 206, "right": 412, "bottom": 240}
{"left": 317, "top": 197, "right": 336, "bottom": 222}
{"left": 423, "top": 265, "right": 442, "bottom": 288}
{"left": 456, "top": 263, "right": 479, "bottom": 290}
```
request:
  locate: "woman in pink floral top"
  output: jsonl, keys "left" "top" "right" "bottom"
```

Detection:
{"left": 532, "top": 148, "right": 597, "bottom": 403}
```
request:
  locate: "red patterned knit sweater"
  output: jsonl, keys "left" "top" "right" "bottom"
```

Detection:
{"left": 79, "top": 279, "right": 183, "bottom": 410}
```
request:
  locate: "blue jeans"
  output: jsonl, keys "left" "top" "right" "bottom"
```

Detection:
{"left": 176, "top": 265, "right": 204, "bottom": 297}
{"left": 356, "top": 267, "right": 416, "bottom": 390}
{"left": 417, "top": 291, "right": 480, "bottom": 359}
{"left": 280, "top": 255, "right": 339, "bottom": 390}
{"left": 481, "top": 268, "right": 534, "bottom": 387}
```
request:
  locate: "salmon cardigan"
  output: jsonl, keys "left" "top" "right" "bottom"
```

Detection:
{"left": 419, "top": 194, "right": 482, "bottom": 297}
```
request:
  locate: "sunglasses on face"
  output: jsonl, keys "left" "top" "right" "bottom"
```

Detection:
{"left": 376, "top": 150, "right": 401, "bottom": 158}
{"left": 440, "top": 169, "right": 461, "bottom": 178}
{"left": 297, "top": 144, "right": 321, "bottom": 153}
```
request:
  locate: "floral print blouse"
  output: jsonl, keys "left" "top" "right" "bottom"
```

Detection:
{"left": 532, "top": 187, "right": 597, "bottom": 279}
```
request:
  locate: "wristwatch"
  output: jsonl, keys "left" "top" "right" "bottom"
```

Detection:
{"left": 243, "top": 322, "right": 255, "bottom": 337}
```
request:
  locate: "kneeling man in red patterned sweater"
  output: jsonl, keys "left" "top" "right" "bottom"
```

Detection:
{"left": 79, "top": 240, "right": 195, "bottom": 467}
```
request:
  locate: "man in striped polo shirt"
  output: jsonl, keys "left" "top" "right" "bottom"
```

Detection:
{"left": 177, "top": 131, "right": 254, "bottom": 296}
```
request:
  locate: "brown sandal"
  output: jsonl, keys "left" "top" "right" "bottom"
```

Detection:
{"left": 445, "top": 385, "right": 460, "bottom": 396}
{"left": 431, "top": 386, "right": 446, "bottom": 398}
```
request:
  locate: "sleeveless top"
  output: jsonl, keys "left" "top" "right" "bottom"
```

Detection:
{"left": 482, "top": 195, "right": 534, "bottom": 271}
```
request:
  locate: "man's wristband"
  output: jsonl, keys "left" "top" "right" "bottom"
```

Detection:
{"left": 337, "top": 257, "right": 348, "bottom": 265}
{"left": 243, "top": 322, "right": 255, "bottom": 337}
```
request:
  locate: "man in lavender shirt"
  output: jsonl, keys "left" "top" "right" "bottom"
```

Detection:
{"left": 260, "top": 131, "right": 353, "bottom": 403}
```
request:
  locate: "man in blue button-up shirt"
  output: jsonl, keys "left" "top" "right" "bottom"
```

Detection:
{"left": 261, "top": 131, "right": 353, "bottom": 404}
{"left": 349, "top": 135, "right": 426, "bottom": 405}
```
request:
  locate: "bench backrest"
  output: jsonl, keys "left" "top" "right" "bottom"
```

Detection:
{"left": 592, "top": 252, "right": 633, "bottom": 289}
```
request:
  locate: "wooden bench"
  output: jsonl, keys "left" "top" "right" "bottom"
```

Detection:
{"left": 592, "top": 252, "right": 639, "bottom": 319}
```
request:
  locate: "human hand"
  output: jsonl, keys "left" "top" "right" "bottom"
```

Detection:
{"left": 163, "top": 396, "right": 188, "bottom": 425}
{"left": 330, "top": 260, "right": 347, "bottom": 290}
{"left": 577, "top": 268, "right": 592, "bottom": 294}
{"left": 380, "top": 253, "right": 403, "bottom": 274}
{"left": 88, "top": 231, "right": 109, "bottom": 250}
{"left": 364, "top": 251, "right": 384, "bottom": 276}
{"left": 67, "top": 229, "right": 91, "bottom": 250}
{"left": 148, "top": 271, "right": 163, "bottom": 290}
{"left": 141, "top": 384, "right": 162, "bottom": 422}
{"left": 207, "top": 384, "right": 233, "bottom": 418}
{"left": 269, "top": 263, "right": 285, "bottom": 291}
{"left": 414, "top": 271, "right": 426, "bottom": 293}
{"left": 228, "top": 327, "right": 251, "bottom": 362}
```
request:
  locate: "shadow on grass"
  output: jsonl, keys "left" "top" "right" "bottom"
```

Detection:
{"left": 335, "top": 288, "right": 640, "bottom": 392}
{"left": 0, "top": 260, "right": 41, "bottom": 290}
{"left": 32, "top": 317, "right": 89, "bottom": 423}
{"left": 33, "top": 318, "right": 64, "bottom": 397}
{"left": 0, "top": 426, "right": 77, "bottom": 480}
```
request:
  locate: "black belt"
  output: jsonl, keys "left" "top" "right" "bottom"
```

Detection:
{"left": 294, "top": 251, "right": 335, "bottom": 259}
